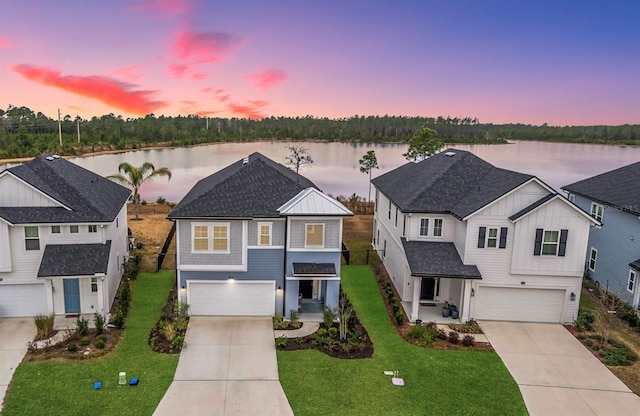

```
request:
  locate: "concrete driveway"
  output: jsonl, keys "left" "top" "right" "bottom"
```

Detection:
{"left": 154, "top": 316, "right": 293, "bottom": 416}
{"left": 481, "top": 321, "right": 640, "bottom": 416}
{"left": 0, "top": 318, "right": 36, "bottom": 413}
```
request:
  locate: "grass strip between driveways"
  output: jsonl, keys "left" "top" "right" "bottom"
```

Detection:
{"left": 277, "top": 266, "right": 529, "bottom": 416}
{"left": 2, "top": 271, "right": 179, "bottom": 416}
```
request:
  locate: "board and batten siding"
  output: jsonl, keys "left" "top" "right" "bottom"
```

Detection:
{"left": 573, "top": 194, "right": 640, "bottom": 305}
{"left": 0, "top": 221, "right": 11, "bottom": 272}
{"left": 177, "top": 219, "right": 245, "bottom": 266}
{"left": 406, "top": 214, "right": 456, "bottom": 242}
{"left": 288, "top": 218, "right": 341, "bottom": 249}
{"left": 247, "top": 219, "right": 285, "bottom": 246}
{"left": 0, "top": 173, "right": 61, "bottom": 207}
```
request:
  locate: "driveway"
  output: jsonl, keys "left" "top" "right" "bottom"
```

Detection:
{"left": 481, "top": 321, "right": 640, "bottom": 416}
{"left": 154, "top": 316, "right": 294, "bottom": 416}
{"left": 0, "top": 318, "right": 36, "bottom": 413}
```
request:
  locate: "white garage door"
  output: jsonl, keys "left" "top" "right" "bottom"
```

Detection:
{"left": 188, "top": 281, "right": 275, "bottom": 316}
{"left": 0, "top": 284, "right": 47, "bottom": 317}
{"left": 474, "top": 286, "right": 565, "bottom": 323}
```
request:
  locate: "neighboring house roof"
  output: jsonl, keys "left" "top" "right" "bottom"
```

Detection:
{"left": 630, "top": 258, "right": 640, "bottom": 272}
{"left": 562, "top": 161, "right": 640, "bottom": 216}
{"left": 292, "top": 262, "right": 337, "bottom": 276}
{"left": 37, "top": 241, "right": 112, "bottom": 277}
{"left": 401, "top": 239, "right": 482, "bottom": 279}
{"left": 371, "top": 149, "right": 535, "bottom": 219}
{"left": 0, "top": 155, "right": 130, "bottom": 224}
{"left": 168, "top": 152, "right": 318, "bottom": 219}
{"left": 278, "top": 187, "right": 353, "bottom": 216}
{"left": 509, "top": 194, "right": 600, "bottom": 225}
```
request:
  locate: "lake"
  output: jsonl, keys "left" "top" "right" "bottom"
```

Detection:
{"left": 2, "top": 141, "right": 640, "bottom": 203}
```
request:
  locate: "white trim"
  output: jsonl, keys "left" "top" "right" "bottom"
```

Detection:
{"left": 287, "top": 248, "right": 342, "bottom": 253}
{"left": 190, "top": 221, "right": 231, "bottom": 254}
{"left": 286, "top": 276, "right": 341, "bottom": 281}
{"left": 177, "top": 264, "right": 248, "bottom": 271}
{"left": 486, "top": 227, "right": 499, "bottom": 248}
{"left": 0, "top": 171, "right": 72, "bottom": 210}
{"left": 419, "top": 218, "right": 429, "bottom": 236}
{"left": 433, "top": 218, "right": 444, "bottom": 237}
{"left": 247, "top": 245, "right": 284, "bottom": 249}
{"left": 186, "top": 280, "right": 275, "bottom": 316}
{"left": 541, "top": 229, "right": 560, "bottom": 256}
{"left": 590, "top": 202, "right": 604, "bottom": 222}
{"left": 257, "top": 221, "right": 272, "bottom": 246}
{"left": 510, "top": 193, "right": 601, "bottom": 225}
{"left": 588, "top": 247, "right": 597, "bottom": 272}
{"left": 305, "top": 223, "right": 325, "bottom": 248}
{"left": 627, "top": 269, "right": 637, "bottom": 294}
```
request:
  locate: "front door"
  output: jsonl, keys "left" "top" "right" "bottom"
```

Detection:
{"left": 420, "top": 278, "right": 435, "bottom": 300}
{"left": 63, "top": 278, "right": 81, "bottom": 314}
{"left": 299, "top": 280, "right": 313, "bottom": 299}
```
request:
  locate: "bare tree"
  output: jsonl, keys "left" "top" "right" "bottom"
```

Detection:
{"left": 285, "top": 145, "right": 313, "bottom": 173}
{"left": 337, "top": 292, "right": 353, "bottom": 340}
{"left": 595, "top": 286, "right": 622, "bottom": 346}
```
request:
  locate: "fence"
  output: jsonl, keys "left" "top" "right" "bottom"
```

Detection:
{"left": 157, "top": 222, "right": 176, "bottom": 270}
{"left": 342, "top": 242, "right": 379, "bottom": 265}
{"left": 338, "top": 201, "right": 375, "bottom": 216}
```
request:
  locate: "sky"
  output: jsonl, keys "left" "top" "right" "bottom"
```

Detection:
{"left": 1, "top": 0, "right": 638, "bottom": 126}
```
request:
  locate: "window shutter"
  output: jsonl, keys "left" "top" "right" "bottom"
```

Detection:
{"left": 534, "top": 228, "right": 543, "bottom": 255}
{"left": 499, "top": 227, "right": 508, "bottom": 249}
{"left": 477, "top": 227, "right": 486, "bottom": 248}
{"left": 558, "top": 229, "right": 569, "bottom": 257}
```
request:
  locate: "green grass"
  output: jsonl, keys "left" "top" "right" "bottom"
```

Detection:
{"left": 278, "top": 266, "right": 528, "bottom": 416}
{"left": 2, "top": 271, "right": 179, "bottom": 416}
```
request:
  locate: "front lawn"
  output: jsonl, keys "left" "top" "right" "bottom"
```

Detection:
{"left": 2, "top": 271, "right": 179, "bottom": 416}
{"left": 278, "top": 266, "right": 528, "bottom": 416}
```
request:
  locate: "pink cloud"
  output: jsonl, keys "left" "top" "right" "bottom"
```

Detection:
{"left": 0, "top": 36, "right": 10, "bottom": 48}
{"left": 228, "top": 100, "right": 269, "bottom": 120}
{"left": 172, "top": 30, "right": 240, "bottom": 62}
{"left": 128, "top": 0, "right": 193, "bottom": 18}
{"left": 243, "top": 69, "right": 287, "bottom": 90}
{"left": 196, "top": 110, "right": 221, "bottom": 116}
{"left": 112, "top": 63, "right": 149, "bottom": 81}
{"left": 12, "top": 65, "right": 167, "bottom": 115}
{"left": 168, "top": 64, "right": 189, "bottom": 78}
{"left": 191, "top": 72, "right": 208, "bottom": 80}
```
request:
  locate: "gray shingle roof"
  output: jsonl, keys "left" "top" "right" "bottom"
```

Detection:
{"left": 0, "top": 155, "right": 130, "bottom": 224}
{"left": 37, "top": 241, "right": 111, "bottom": 277}
{"left": 509, "top": 194, "right": 557, "bottom": 221}
{"left": 292, "top": 263, "right": 336, "bottom": 275}
{"left": 168, "top": 152, "right": 317, "bottom": 219}
{"left": 371, "top": 149, "right": 534, "bottom": 219}
{"left": 630, "top": 258, "right": 640, "bottom": 272}
{"left": 562, "top": 161, "right": 640, "bottom": 216}
{"left": 401, "top": 239, "right": 481, "bottom": 279}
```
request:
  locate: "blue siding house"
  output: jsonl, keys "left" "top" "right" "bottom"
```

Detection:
{"left": 168, "top": 153, "right": 352, "bottom": 319}
{"left": 563, "top": 161, "right": 640, "bottom": 309}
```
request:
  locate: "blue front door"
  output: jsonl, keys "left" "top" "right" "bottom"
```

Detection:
{"left": 63, "top": 279, "right": 81, "bottom": 314}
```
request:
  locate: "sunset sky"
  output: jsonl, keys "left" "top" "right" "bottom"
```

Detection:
{"left": 1, "top": 0, "right": 638, "bottom": 125}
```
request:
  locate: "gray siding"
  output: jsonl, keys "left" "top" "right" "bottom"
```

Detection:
{"left": 574, "top": 195, "right": 640, "bottom": 305}
{"left": 178, "top": 219, "right": 244, "bottom": 265}
{"left": 286, "top": 251, "right": 342, "bottom": 277}
{"left": 247, "top": 219, "right": 285, "bottom": 246}
{"left": 289, "top": 219, "right": 341, "bottom": 249}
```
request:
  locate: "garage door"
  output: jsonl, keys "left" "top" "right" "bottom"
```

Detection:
{"left": 0, "top": 283, "right": 47, "bottom": 317}
{"left": 188, "top": 281, "right": 275, "bottom": 316}
{"left": 473, "top": 286, "right": 565, "bottom": 323}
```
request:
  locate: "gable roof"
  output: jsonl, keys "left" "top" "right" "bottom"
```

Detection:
{"left": 562, "top": 161, "right": 640, "bottom": 216}
{"left": 168, "top": 152, "right": 317, "bottom": 219}
{"left": 278, "top": 187, "right": 353, "bottom": 216}
{"left": 371, "top": 149, "right": 534, "bottom": 219}
{"left": 37, "top": 241, "right": 111, "bottom": 277}
{"left": 509, "top": 193, "right": 600, "bottom": 225}
{"left": 0, "top": 155, "right": 130, "bottom": 224}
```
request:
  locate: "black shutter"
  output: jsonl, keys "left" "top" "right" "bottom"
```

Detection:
{"left": 558, "top": 229, "right": 568, "bottom": 257}
{"left": 499, "top": 227, "right": 508, "bottom": 249}
{"left": 534, "top": 228, "right": 543, "bottom": 255}
{"left": 478, "top": 227, "right": 486, "bottom": 248}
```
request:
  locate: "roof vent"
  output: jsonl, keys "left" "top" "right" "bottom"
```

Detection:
{"left": 45, "top": 156, "right": 55, "bottom": 161}
{"left": 444, "top": 151, "right": 456, "bottom": 157}
{"left": 52, "top": 155, "right": 60, "bottom": 159}
{"left": 242, "top": 156, "right": 249, "bottom": 165}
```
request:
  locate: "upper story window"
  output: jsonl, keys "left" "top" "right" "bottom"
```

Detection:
{"left": 628, "top": 270, "right": 637, "bottom": 293}
{"left": 24, "top": 226, "right": 40, "bottom": 250}
{"left": 88, "top": 225, "right": 98, "bottom": 233}
{"left": 588, "top": 248, "right": 597, "bottom": 271}
{"left": 388, "top": 201, "right": 392, "bottom": 220}
{"left": 419, "top": 218, "right": 429, "bottom": 236}
{"left": 395, "top": 207, "right": 398, "bottom": 227}
{"left": 433, "top": 219, "right": 443, "bottom": 237}
{"left": 567, "top": 193, "right": 575, "bottom": 203}
{"left": 116, "top": 217, "right": 119, "bottom": 228}
{"left": 51, "top": 225, "right": 60, "bottom": 234}
{"left": 305, "top": 224, "right": 324, "bottom": 247}
{"left": 487, "top": 228, "right": 499, "bottom": 248}
{"left": 590, "top": 203, "right": 604, "bottom": 222}
{"left": 402, "top": 215, "right": 406, "bottom": 237}
{"left": 534, "top": 228, "right": 568, "bottom": 257}
{"left": 258, "top": 222, "right": 272, "bottom": 246}
{"left": 478, "top": 226, "right": 508, "bottom": 249}
{"left": 91, "top": 277, "right": 98, "bottom": 293}
{"left": 70, "top": 225, "right": 79, "bottom": 233}
{"left": 192, "top": 223, "right": 230, "bottom": 253}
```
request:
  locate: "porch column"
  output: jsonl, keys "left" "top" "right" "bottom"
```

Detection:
{"left": 410, "top": 277, "right": 421, "bottom": 322}
{"left": 461, "top": 280, "right": 472, "bottom": 322}
{"left": 45, "top": 279, "right": 54, "bottom": 315}
{"left": 97, "top": 277, "right": 105, "bottom": 315}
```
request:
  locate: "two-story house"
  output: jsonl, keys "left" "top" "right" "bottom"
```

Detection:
{"left": 563, "top": 162, "right": 640, "bottom": 309}
{"left": 167, "top": 152, "right": 352, "bottom": 319}
{"left": 0, "top": 155, "right": 130, "bottom": 318}
{"left": 371, "top": 149, "right": 598, "bottom": 324}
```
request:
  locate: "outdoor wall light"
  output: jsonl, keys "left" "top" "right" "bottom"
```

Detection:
{"left": 470, "top": 288, "right": 475, "bottom": 297}
{"left": 228, "top": 276, "right": 235, "bottom": 282}
{"left": 570, "top": 292, "right": 576, "bottom": 301}
{"left": 520, "top": 281, "right": 526, "bottom": 285}
{"left": 277, "top": 286, "right": 282, "bottom": 293}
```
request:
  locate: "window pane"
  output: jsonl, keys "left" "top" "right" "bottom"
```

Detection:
{"left": 25, "top": 239, "right": 40, "bottom": 250}
{"left": 213, "top": 238, "right": 227, "bottom": 251}
{"left": 194, "top": 226, "right": 208, "bottom": 238}
{"left": 213, "top": 226, "right": 227, "bottom": 238}
{"left": 433, "top": 219, "right": 443, "bottom": 236}
{"left": 70, "top": 225, "right": 79, "bottom": 233}
{"left": 51, "top": 226, "right": 60, "bottom": 234}
{"left": 420, "top": 219, "right": 429, "bottom": 236}
{"left": 306, "top": 224, "right": 323, "bottom": 246}
{"left": 194, "top": 239, "right": 209, "bottom": 251}
{"left": 259, "top": 225, "right": 270, "bottom": 245}
{"left": 25, "top": 226, "right": 38, "bottom": 238}
{"left": 543, "top": 231, "right": 558, "bottom": 243}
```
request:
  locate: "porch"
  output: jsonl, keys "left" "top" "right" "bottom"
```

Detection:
{"left": 403, "top": 301, "right": 462, "bottom": 324}
{"left": 53, "top": 313, "right": 106, "bottom": 331}
{"left": 298, "top": 298, "right": 324, "bottom": 323}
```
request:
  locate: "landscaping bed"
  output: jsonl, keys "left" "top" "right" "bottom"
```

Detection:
{"left": 148, "top": 285, "right": 189, "bottom": 354}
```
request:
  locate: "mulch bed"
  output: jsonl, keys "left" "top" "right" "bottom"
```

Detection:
{"left": 26, "top": 329, "right": 122, "bottom": 361}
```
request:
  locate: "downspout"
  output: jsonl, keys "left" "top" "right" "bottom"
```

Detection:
{"left": 282, "top": 216, "right": 288, "bottom": 317}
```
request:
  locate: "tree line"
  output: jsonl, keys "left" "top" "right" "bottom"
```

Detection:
{"left": 1, "top": 104, "right": 638, "bottom": 159}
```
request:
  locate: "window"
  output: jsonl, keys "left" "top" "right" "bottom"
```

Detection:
{"left": 116, "top": 217, "right": 119, "bottom": 228}
{"left": 383, "top": 240, "right": 387, "bottom": 259}
{"left": 91, "top": 277, "right": 98, "bottom": 293}
{"left": 567, "top": 193, "right": 575, "bottom": 203}
{"left": 193, "top": 225, "right": 209, "bottom": 251}
{"left": 24, "top": 226, "right": 40, "bottom": 250}
{"left": 306, "top": 224, "right": 324, "bottom": 247}
{"left": 534, "top": 228, "right": 568, "bottom": 256}
{"left": 588, "top": 248, "right": 597, "bottom": 271}
{"left": 487, "top": 228, "right": 499, "bottom": 248}
{"left": 51, "top": 225, "right": 60, "bottom": 234}
{"left": 212, "top": 225, "right": 228, "bottom": 251}
{"left": 402, "top": 215, "right": 406, "bottom": 237}
{"left": 419, "top": 218, "right": 429, "bottom": 236}
{"left": 628, "top": 270, "right": 637, "bottom": 293}
{"left": 433, "top": 219, "right": 443, "bottom": 237}
{"left": 395, "top": 207, "right": 398, "bottom": 227}
{"left": 258, "top": 222, "right": 272, "bottom": 246}
{"left": 70, "top": 225, "right": 79, "bottom": 233}
{"left": 590, "top": 203, "right": 604, "bottom": 222}
{"left": 88, "top": 224, "right": 97, "bottom": 233}
{"left": 117, "top": 255, "right": 120, "bottom": 271}
{"left": 388, "top": 201, "right": 392, "bottom": 220}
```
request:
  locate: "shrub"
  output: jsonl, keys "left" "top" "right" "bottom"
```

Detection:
{"left": 275, "top": 335, "right": 288, "bottom": 349}
{"left": 159, "top": 320, "right": 177, "bottom": 342}
{"left": 395, "top": 308, "right": 404, "bottom": 324}
{"left": 67, "top": 342, "right": 78, "bottom": 352}
{"left": 80, "top": 336, "right": 91, "bottom": 346}
{"left": 34, "top": 314, "right": 55, "bottom": 339}
{"left": 575, "top": 309, "right": 595, "bottom": 332}
{"left": 156, "top": 196, "right": 166, "bottom": 204}
{"left": 93, "top": 313, "right": 105, "bottom": 336}
{"left": 171, "top": 335, "right": 186, "bottom": 350}
{"left": 273, "top": 315, "right": 288, "bottom": 330}
{"left": 290, "top": 310, "right": 299, "bottom": 325}
{"left": 448, "top": 331, "right": 460, "bottom": 344}
{"left": 462, "top": 335, "right": 475, "bottom": 347}
{"left": 599, "top": 339, "right": 638, "bottom": 366}
{"left": 448, "top": 321, "right": 483, "bottom": 334}
{"left": 316, "top": 328, "right": 328, "bottom": 337}
{"left": 328, "top": 327, "right": 338, "bottom": 338}
{"left": 437, "top": 328, "right": 447, "bottom": 340}
{"left": 75, "top": 317, "right": 89, "bottom": 336}
{"left": 111, "top": 307, "right": 126, "bottom": 329}
{"left": 95, "top": 340, "right": 106, "bottom": 349}
{"left": 405, "top": 324, "right": 438, "bottom": 345}
{"left": 323, "top": 305, "right": 336, "bottom": 327}
{"left": 96, "top": 334, "right": 107, "bottom": 343}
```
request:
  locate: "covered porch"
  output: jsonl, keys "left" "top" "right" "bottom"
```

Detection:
{"left": 284, "top": 262, "right": 340, "bottom": 320}
{"left": 402, "top": 300, "right": 463, "bottom": 324}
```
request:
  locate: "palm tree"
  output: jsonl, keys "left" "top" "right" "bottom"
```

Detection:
{"left": 107, "top": 162, "right": 172, "bottom": 220}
